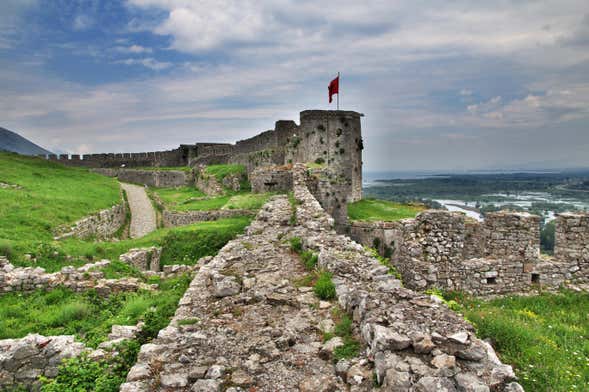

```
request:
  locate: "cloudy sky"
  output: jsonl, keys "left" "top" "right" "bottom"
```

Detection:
{"left": 1, "top": 0, "right": 588, "bottom": 171}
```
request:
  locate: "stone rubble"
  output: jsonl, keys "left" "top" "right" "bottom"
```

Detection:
{"left": 0, "top": 257, "right": 155, "bottom": 296}
{"left": 0, "top": 321, "right": 144, "bottom": 390}
{"left": 120, "top": 247, "right": 162, "bottom": 272}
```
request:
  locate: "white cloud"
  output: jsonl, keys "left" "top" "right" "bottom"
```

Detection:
{"left": 115, "top": 44, "right": 153, "bottom": 54}
{"left": 117, "top": 57, "right": 172, "bottom": 70}
{"left": 73, "top": 14, "right": 94, "bottom": 31}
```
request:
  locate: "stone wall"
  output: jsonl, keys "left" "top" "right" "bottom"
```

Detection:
{"left": 0, "top": 334, "right": 88, "bottom": 388}
{"left": 120, "top": 247, "right": 162, "bottom": 272}
{"left": 0, "top": 257, "right": 154, "bottom": 296}
{"left": 0, "top": 323, "right": 148, "bottom": 390}
{"left": 250, "top": 165, "right": 293, "bottom": 193}
{"left": 555, "top": 212, "right": 589, "bottom": 263}
{"left": 40, "top": 146, "right": 192, "bottom": 168}
{"left": 483, "top": 212, "right": 540, "bottom": 261}
{"left": 347, "top": 209, "right": 589, "bottom": 295}
{"left": 194, "top": 166, "right": 225, "bottom": 196}
{"left": 53, "top": 202, "right": 126, "bottom": 240}
{"left": 162, "top": 209, "right": 255, "bottom": 227}
{"left": 93, "top": 168, "right": 191, "bottom": 188}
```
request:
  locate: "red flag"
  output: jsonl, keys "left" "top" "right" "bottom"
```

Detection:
{"left": 328, "top": 75, "right": 339, "bottom": 103}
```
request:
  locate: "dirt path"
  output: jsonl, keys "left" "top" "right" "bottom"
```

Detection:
{"left": 120, "top": 182, "right": 156, "bottom": 238}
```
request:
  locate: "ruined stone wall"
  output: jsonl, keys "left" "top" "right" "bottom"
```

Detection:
{"left": 52, "top": 202, "right": 126, "bottom": 241}
{"left": 483, "top": 212, "right": 540, "bottom": 261}
{"left": 347, "top": 209, "right": 589, "bottom": 295}
{"left": 0, "top": 334, "right": 89, "bottom": 388}
{"left": 555, "top": 212, "right": 589, "bottom": 283}
{"left": 162, "top": 209, "right": 255, "bottom": 227}
{"left": 93, "top": 168, "right": 191, "bottom": 188}
{"left": 0, "top": 257, "right": 153, "bottom": 296}
{"left": 250, "top": 165, "right": 293, "bottom": 193}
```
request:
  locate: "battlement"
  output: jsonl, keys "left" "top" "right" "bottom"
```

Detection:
{"left": 348, "top": 209, "right": 589, "bottom": 295}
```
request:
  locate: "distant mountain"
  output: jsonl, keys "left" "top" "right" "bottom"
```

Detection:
{"left": 0, "top": 127, "right": 53, "bottom": 155}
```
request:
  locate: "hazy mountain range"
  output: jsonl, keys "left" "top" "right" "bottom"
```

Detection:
{"left": 0, "top": 127, "right": 52, "bottom": 156}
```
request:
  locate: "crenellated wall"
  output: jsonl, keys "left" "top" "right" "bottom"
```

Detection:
{"left": 348, "top": 210, "right": 589, "bottom": 295}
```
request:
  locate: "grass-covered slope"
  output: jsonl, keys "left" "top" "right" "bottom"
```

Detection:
{"left": 347, "top": 198, "right": 425, "bottom": 222}
{"left": 204, "top": 164, "right": 246, "bottom": 181}
{"left": 0, "top": 152, "right": 120, "bottom": 242}
{"left": 153, "top": 186, "right": 272, "bottom": 212}
{"left": 446, "top": 290, "right": 589, "bottom": 391}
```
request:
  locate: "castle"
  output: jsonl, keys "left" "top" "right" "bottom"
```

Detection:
{"left": 39, "top": 109, "right": 589, "bottom": 296}
{"left": 41, "top": 110, "right": 364, "bottom": 225}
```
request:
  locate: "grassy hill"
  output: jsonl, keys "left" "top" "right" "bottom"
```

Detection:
{"left": 0, "top": 152, "right": 121, "bottom": 243}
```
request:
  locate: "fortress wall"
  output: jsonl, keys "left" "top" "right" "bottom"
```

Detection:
{"left": 249, "top": 165, "right": 293, "bottom": 193}
{"left": 92, "top": 168, "right": 191, "bottom": 188}
{"left": 41, "top": 146, "right": 194, "bottom": 168}
{"left": 347, "top": 209, "right": 589, "bottom": 295}
{"left": 483, "top": 212, "right": 540, "bottom": 261}
{"left": 555, "top": 212, "right": 589, "bottom": 283}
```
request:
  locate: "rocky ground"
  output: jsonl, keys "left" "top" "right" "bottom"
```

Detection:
{"left": 121, "top": 196, "right": 353, "bottom": 391}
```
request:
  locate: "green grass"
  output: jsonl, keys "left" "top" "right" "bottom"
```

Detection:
{"left": 61, "top": 216, "right": 252, "bottom": 268}
{"left": 301, "top": 250, "right": 318, "bottom": 270}
{"left": 0, "top": 274, "right": 191, "bottom": 348}
{"left": 204, "top": 164, "right": 246, "bottom": 181}
{"left": 153, "top": 186, "right": 271, "bottom": 212}
{"left": 289, "top": 237, "right": 303, "bottom": 253}
{"left": 6, "top": 216, "right": 252, "bottom": 272}
{"left": 347, "top": 198, "right": 425, "bottom": 222}
{"left": 224, "top": 193, "right": 273, "bottom": 210}
{"left": 314, "top": 271, "right": 336, "bottom": 300}
{"left": 0, "top": 152, "right": 120, "bottom": 242}
{"left": 445, "top": 290, "right": 589, "bottom": 391}
{"left": 322, "top": 308, "right": 360, "bottom": 361}
{"left": 152, "top": 187, "right": 206, "bottom": 207}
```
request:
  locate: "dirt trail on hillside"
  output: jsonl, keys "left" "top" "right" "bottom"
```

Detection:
{"left": 121, "top": 183, "right": 156, "bottom": 238}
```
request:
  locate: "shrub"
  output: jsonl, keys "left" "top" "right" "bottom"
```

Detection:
{"left": 40, "top": 340, "right": 139, "bottom": 392}
{"left": 301, "top": 250, "right": 318, "bottom": 270}
{"left": 314, "top": 272, "right": 336, "bottom": 300}
{"left": 289, "top": 237, "right": 303, "bottom": 254}
{"left": 314, "top": 157, "right": 325, "bottom": 165}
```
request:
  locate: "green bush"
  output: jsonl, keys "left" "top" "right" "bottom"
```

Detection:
{"left": 301, "top": 250, "right": 318, "bottom": 270}
{"left": 41, "top": 340, "right": 140, "bottom": 392}
{"left": 314, "top": 272, "right": 336, "bottom": 300}
{"left": 289, "top": 237, "right": 303, "bottom": 254}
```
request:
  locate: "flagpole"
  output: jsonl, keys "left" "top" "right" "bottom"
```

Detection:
{"left": 337, "top": 72, "right": 340, "bottom": 111}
